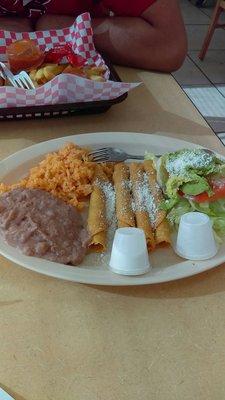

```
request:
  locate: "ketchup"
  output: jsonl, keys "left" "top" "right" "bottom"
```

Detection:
{"left": 6, "top": 40, "right": 45, "bottom": 73}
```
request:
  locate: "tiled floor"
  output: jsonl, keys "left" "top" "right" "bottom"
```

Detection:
{"left": 173, "top": 0, "right": 225, "bottom": 143}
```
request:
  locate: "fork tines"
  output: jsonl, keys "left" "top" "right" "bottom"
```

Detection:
{"left": 17, "top": 75, "right": 34, "bottom": 90}
{"left": 0, "top": 62, "right": 35, "bottom": 89}
{"left": 89, "top": 147, "right": 112, "bottom": 154}
{"left": 89, "top": 148, "right": 112, "bottom": 162}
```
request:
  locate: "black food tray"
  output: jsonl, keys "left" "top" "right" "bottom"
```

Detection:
{"left": 0, "top": 61, "right": 127, "bottom": 121}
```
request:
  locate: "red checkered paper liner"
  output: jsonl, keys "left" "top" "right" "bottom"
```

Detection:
{"left": 0, "top": 12, "right": 139, "bottom": 108}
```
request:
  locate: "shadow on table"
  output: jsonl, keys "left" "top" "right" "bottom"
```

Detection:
{"left": 0, "top": 67, "right": 223, "bottom": 155}
{"left": 89, "top": 264, "right": 225, "bottom": 300}
{"left": 0, "top": 383, "right": 26, "bottom": 400}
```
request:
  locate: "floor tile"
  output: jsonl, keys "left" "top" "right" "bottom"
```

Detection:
{"left": 206, "top": 117, "right": 225, "bottom": 133}
{"left": 186, "top": 24, "right": 225, "bottom": 50}
{"left": 180, "top": 1, "right": 210, "bottom": 24}
{"left": 217, "top": 132, "right": 225, "bottom": 144}
{"left": 172, "top": 56, "right": 210, "bottom": 85}
{"left": 219, "top": 137, "right": 225, "bottom": 145}
{"left": 201, "top": 8, "right": 212, "bottom": 16}
{"left": 201, "top": 6, "right": 225, "bottom": 23}
{"left": 189, "top": 50, "right": 225, "bottom": 83}
{"left": 183, "top": 85, "right": 225, "bottom": 117}
{"left": 216, "top": 84, "right": 225, "bottom": 96}
{"left": 217, "top": 131, "right": 225, "bottom": 138}
{"left": 177, "top": 2, "right": 225, "bottom": 141}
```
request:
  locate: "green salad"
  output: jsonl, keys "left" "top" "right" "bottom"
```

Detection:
{"left": 145, "top": 148, "right": 225, "bottom": 239}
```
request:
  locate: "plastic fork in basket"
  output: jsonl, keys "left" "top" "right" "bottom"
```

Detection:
{"left": 0, "top": 62, "right": 35, "bottom": 89}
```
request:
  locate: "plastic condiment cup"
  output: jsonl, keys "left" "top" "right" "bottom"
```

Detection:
{"left": 175, "top": 212, "right": 218, "bottom": 261}
{"left": 109, "top": 228, "right": 150, "bottom": 275}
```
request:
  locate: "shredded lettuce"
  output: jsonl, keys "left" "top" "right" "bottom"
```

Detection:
{"left": 144, "top": 151, "right": 158, "bottom": 169}
{"left": 166, "top": 198, "right": 193, "bottom": 228}
{"left": 181, "top": 176, "right": 211, "bottom": 196}
{"left": 154, "top": 148, "right": 224, "bottom": 199}
{"left": 164, "top": 149, "right": 219, "bottom": 177}
{"left": 145, "top": 148, "right": 225, "bottom": 239}
{"left": 166, "top": 198, "right": 225, "bottom": 239}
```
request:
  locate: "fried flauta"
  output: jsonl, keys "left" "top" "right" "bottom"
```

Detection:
{"left": 113, "top": 163, "right": 135, "bottom": 228}
{"left": 155, "top": 220, "right": 171, "bottom": 247}
{"left": 129, "top": 163, "right": 155, "bottom": 251}
{"left": 87, "top": 165, "right": 108, "bottom": 252}
{"left": 143, "top": 160, "right": 171, "bottom": 247}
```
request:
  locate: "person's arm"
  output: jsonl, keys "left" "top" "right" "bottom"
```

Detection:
{"left": 36, "top": 0, "right": 187, "bottom": 72}
{"left": 0, "top": 16, "right": 32, "bottom": 31}
{"left": 92, "top": 0, "right": 187, "bottom": 72}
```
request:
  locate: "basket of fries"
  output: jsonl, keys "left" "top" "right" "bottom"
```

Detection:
{"left": 0, "top": 12, "right": 139, "bottom": 120}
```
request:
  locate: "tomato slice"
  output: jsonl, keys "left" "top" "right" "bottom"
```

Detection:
{"left": 182, "top": 178, "right": 225, "bottom": 203}
{"left": 191, "top": 192, "right": 215, "bottom": 203}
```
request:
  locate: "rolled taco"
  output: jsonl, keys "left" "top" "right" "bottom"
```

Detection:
{"left": 129, "top": 163, "right": 155, "bottom": 251}
{"left": 113, "top": 163, "right": 135, "bottom": 228}
{"left": 143, "top": 160, "right": 171, "bottom": 247}
{"left": 87, "top": 165, "right": 108, "bottom": 252}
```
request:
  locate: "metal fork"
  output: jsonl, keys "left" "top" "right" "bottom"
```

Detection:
{"left": 0, "top": 62, "right": 35, "bottom": 89}
{"left": 89, "top": 147, "right": 215, "bottom": 163}
{"left": 89, "top": 147, "right": 145, "bottom": 162}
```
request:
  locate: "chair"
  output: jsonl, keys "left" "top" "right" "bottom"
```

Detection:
{"left": 199, "top": 0, "right": 225, "bottom": 60}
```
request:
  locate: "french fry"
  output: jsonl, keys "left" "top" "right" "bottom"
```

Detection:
{"left": 89, "top": 75, "right": 105, "bottom": 82}
{"left": 63, "top": 65, "right": 85, "bottom": 77}
{"left": 29, "top": 64, "right": 66, "bottom": 85}
{"left": 29, "top": 69, "right": 37, "bottom": 81}
{"left": 33, "top": 67, "right": 48, "bottom": 85}
{"left": 43, "top": 64, "right": 65, "bottom": 81}
{"left": 28, "top": 61, "right": 106, "bottom": 86}
{"left": 85, "top": 66, "right": 106, "bottom": 77}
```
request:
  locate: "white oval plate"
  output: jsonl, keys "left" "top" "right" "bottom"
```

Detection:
{"left": 0, "top": 132, "right": 225, "bottom": 286}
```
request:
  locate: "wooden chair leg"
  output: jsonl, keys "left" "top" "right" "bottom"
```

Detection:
{"left": 198, "top": 1, "right": 223, "bottom": 60}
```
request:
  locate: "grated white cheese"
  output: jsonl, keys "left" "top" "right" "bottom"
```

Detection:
{"left": 96, "top": 179, "right": 117, "bottom": 249}
{"left": 166, "top": 149, "right": 214, "bottom": 176}
{"left": 121, "top": 179, "right": 132, "bottom": 190}
{"left": 132, "top": 172, "right": 158, "bottom": 226}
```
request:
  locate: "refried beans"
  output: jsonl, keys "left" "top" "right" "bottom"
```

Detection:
{"left": 0, "top": 188, "right": 89, "bottom": 265}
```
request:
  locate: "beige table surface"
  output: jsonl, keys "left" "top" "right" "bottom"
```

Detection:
{"left": 0, "top": 67, "right": 225, "bottom": 400}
